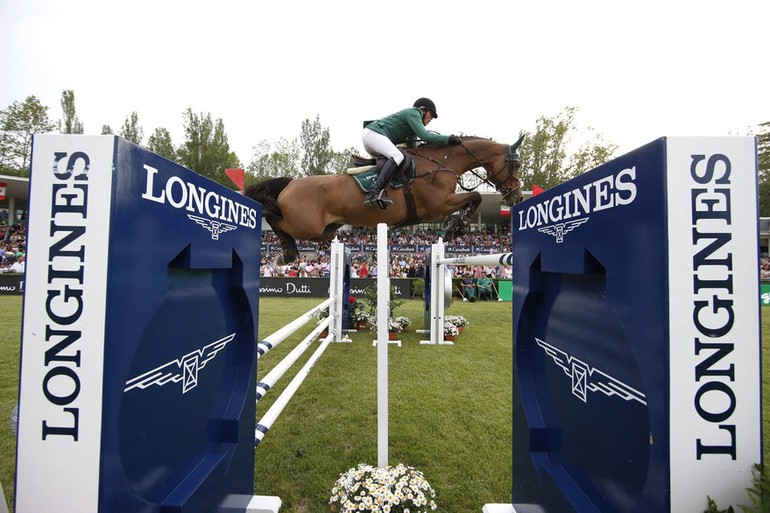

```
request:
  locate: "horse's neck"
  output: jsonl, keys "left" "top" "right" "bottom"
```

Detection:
{"left": 452, "top": 141, "right": 502, "bottom": 173}
{"left": 413, "top": 141, "right": 502, "bottom": 173}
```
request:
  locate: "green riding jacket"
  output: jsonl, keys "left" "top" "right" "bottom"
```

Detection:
{"left": 365, "top": 107, "right": 450, "bottom": 147}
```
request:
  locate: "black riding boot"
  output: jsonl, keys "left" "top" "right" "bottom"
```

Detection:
{"left": 363, "top": 157, "right": 398, "bottom": 209}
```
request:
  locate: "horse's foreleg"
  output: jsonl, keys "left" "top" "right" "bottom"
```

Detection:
{"left": 441, "top": 192, "right": 482, "bottom": 240}
{"left": 441, "top": 192, "right": 482, "bottom": 218}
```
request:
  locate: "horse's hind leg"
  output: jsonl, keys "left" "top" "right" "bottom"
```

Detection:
{"left": 277, "top": 232, "right": 299, "bottom": 264}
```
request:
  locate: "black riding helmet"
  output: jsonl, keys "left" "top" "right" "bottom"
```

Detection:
{"left": 413, "top": 97, "right": 438, "bottom": 118}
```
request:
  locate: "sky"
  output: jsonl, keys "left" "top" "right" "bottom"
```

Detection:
{"left": 1, "top": 0, "right": 768, "bottom": 167}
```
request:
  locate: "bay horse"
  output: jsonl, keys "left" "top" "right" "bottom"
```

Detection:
{"left": 245, "top": 135, "right": 524, "bottom": 264}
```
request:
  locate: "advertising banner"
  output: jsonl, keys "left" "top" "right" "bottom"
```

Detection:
{"left": 17, "top": 135, "right": 262, "bottom": 513}
{"left": 259, "top": 277, "right": 411, "bottom": 299}
{"left": 512, "top": 137, "right": 761, "bottom": 512}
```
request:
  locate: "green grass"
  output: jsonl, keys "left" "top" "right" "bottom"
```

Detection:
{"left": 253, "top": 298, "right": 513, "bottom": 512}
{"left": 0, "top": 295, "right": 768, "bottom": 512}
{"left": 0, "top": 296, "right": 20, "bottom": 511}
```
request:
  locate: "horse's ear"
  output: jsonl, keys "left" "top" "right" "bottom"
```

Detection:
{"left": 507, "top": 134, "right": 525, "bottom": 161}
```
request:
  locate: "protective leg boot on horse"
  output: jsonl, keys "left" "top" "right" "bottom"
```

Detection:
{"left": 363, "top": 157, "right": 399, "bottom": 209}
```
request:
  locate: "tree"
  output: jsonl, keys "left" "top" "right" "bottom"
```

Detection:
{"left": 101, "top": 125, "right": 113, "bottom": 135}
{"left": 0, "top": 95, "right": 57, "bottom": 175}
{"left": 146, "top": 127, "right": 177, "bottom": 161}
{"left": 563, "top": 129, "right": 617, "bottom": 180}
{"left": 757, "top": 121, "right": 769, "bottom": 217}
{"left": 60, "top": 90, "right": 84, "bottom": 134}
{"left": 517, "top": 106, "right": 617, "bottom": 190}
{"left": 328, "top": 146, "right": 357, "bottom": 174}
{"left": 246, "top": 138, "right": 300, "bottom": 182}
{"left": 119, "top": 112, "right": 143, "bottom": 145}
{"left": 300, "top": 115, "right": 334, "bottom": 175}
{"left": 177, "top": 108, "right": 240, "bottom": 184}
{"left": 247, "top": 116, "right": 353, "bottom": 185}
{"left": 0, "top": 131, "right": 15, "bottom": 175}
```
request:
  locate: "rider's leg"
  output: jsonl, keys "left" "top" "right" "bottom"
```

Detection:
{"left": 362, "top": 129, "right": 404, "bottom": 209}
{"left": 363, "top": 157, "right": 399, "bottom": 208}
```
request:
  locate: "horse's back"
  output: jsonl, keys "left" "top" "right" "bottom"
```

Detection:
{"left": 279, "top": 174, "right": 357, "bottom": 201}
{"left": 275, "top": 174, "right": 364, "bottom": 237}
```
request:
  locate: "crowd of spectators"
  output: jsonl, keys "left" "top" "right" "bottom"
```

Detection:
{"left": 262, "top": 227, "right": 768, "bottom": 283}
{"left": 0, "top": 219, "right": 766, "bottom": 282}
{"left": 0, "top": 222, "right": 26, "bottom": 274}
{"left": 260, "top": 227, "right": 512, "bottom": 279}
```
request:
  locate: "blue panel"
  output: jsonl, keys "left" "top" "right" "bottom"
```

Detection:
{"left": 512, "top": 139, "right": 669, "bottom": 512}
{"left": 98, "top": 141, "right": 261, "bottom": 513}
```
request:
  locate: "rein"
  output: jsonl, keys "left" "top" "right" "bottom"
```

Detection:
{"left": 412, "top": 141, "right": 521, "bottom": 196}
{"left": 409, "top": 147, "right": 453, "bottom": 182}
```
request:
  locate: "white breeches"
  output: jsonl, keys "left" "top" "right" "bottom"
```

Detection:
{"left": 362, "top": 128, "right": 405, "bottom": 165}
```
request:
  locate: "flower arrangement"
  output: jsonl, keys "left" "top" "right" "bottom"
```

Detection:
{"left": 445, "top": 315, "right": 468, "bottom": 329}
{"left": 330, "top": 463, "right": 438, "bottom": 513}
{"left": 443, "top": 321, "right": 460, "bottom": 337}
{"left": 362, "top": 285, "right": 410, "bottom": 335}
{"left": 394, "top": 316, "right": 411, "bottom": 331}
{"left": 370, "top": 316, "right": 407, "bottom": 333}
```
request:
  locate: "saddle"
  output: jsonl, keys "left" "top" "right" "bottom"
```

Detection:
{"left": 346, "top": 149, "right": 415, "bottom": 193}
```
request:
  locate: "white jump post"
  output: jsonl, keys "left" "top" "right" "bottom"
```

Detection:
{"left": 419, "top": 238, "right": 513, "bottom": 345}
{"left": 328, "top": 238, "right": 349, "bottom": 341}
{"left": 377, "top": 223, "right": 389, "bottom": 468}
{"left": 254, "top": 240, "right": 350, "bottom": 447}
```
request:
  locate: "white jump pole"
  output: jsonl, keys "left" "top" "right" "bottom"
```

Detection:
{"left": 257, "top": 297, "right": 334, "bottom": 357}
{"left": 377, "top": 223, "right": 389, "bottom": 468}
{"left": 255, "top": 315, "right": 333, "bottom": 402}
{"left": 254, "top": 330, "right": 336, "bottom": 447}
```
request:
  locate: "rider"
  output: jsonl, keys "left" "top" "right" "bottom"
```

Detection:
{"left": 362, "top": 97, "right": 461, "bottom": 208}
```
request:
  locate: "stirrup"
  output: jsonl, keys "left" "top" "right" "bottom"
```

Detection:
{"left": 363, "top": 190, "right": 392, "bottom": 209}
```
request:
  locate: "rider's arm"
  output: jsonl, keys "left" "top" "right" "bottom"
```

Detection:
{"left": 404, "top": 108, "right": 450, "bottom": 146}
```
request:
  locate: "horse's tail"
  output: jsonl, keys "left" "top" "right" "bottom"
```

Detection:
{"left": 244, "top": 177, "right": 292, "bottom": 220}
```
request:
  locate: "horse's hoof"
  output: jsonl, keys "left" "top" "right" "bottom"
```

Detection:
{"left": 441, "top": 215, "right": 461, "bottom": 234}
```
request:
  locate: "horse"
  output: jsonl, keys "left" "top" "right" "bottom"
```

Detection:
{"left": 245, "top": 135, "right": 524, "bottom": 264}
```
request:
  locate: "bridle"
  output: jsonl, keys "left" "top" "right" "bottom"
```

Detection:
{"left": 434, "top": 141, "right": 522, "bottom": 202}
{"left": 409, "top": 138, "right": 523, "bottom": 201}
